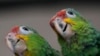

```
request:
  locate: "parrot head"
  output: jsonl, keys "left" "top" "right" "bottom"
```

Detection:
{"left": 49, "top": 8, "right": 88, "bottom": 41}
{"left": 5, "top": 25, "right": 38, "bottom": 55}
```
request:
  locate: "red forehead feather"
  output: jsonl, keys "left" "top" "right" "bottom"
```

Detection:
{"left": 11, "top": 26, "right": 19, "bottom": 33}
{"left": 50, "top": 9, "right": 66, "bottom": 24}
{"left": 56, "top": 9, "right": 66, "bottom": 17}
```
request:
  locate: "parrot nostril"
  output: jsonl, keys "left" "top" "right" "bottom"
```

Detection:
{"left": 57, "top": 19, "right": 60, "bottom": 21}
{"left": 8, "top": 34, "right": 11, "bottom": 37}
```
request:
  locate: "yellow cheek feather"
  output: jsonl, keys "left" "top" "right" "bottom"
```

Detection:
{"left": 16, "top": 34, "right": 28, "bottom": 41}
{"left": 63, "top": 18, "right": 75, "bottom": 25}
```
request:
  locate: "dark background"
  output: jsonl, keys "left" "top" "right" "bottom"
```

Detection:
{"left": 0, "top": 0, "right": 100, "bottom": 56}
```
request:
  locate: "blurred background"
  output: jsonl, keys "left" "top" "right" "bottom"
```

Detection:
{"left": 0, "top": 0, "right": 100, "bottom": 56}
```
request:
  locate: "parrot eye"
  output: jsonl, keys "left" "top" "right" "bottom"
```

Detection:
{"left": 22, "top": 27, "right": 29, "bottom": 31}
{"left": 20, "top": 26, "right": 33, "bottom": 34}
{"left": 68, "top": 11, "right": 73, "bottom": 15}
{"left": 66, "top": 10, "right": 76, "bottom": 18}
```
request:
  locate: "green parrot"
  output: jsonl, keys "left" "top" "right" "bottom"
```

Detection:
{"left": 5, "top": 25, "right": 60, "bottom": 56}
{"left": 49, "top": 8, "right": 100, "bottom": 56}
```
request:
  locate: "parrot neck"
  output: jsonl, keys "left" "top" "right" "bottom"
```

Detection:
{"left": 25, "top": 39, "right": 42, "bottom": 56}
{"left": 24, "top": 34, "right": 53, "bottom": 56}
{"left": 58, "top": 35, "right": 70, "bottom": 56}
